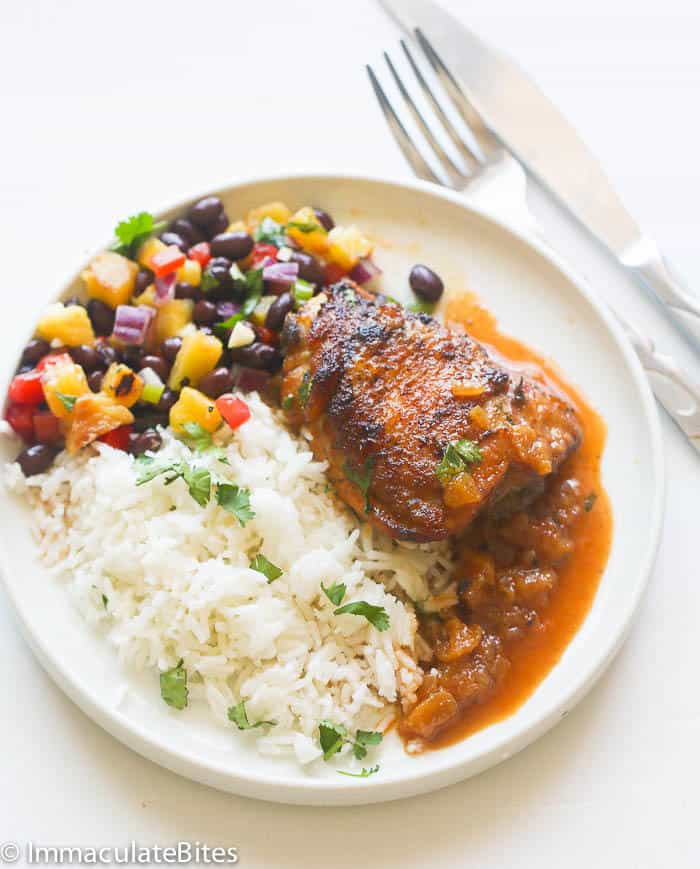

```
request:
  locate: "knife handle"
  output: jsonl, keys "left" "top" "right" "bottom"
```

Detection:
{"left": 621, "top": 238, "right": 700, "bottom": 350}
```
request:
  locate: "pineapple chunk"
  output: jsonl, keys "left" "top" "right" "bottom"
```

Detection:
{"left": 326, "top": 225, "right": 373, "bottom": 271}
{"left": 133, "top": 284, "right": 157, "bottom": 307}
{"left": 101, "top": 363, "right": 143, "bottom": 408}
{"left": 169, "top": 386, "right": 221, "bottom": 434}
{"left": 36, "top": 303, "right": 95, "bottom": 347}
{"left": 286, "top": 206, "right": 329, "bottom": 255}
{"left": 66, "top": 393, "right": 134, "bottom": 454}
{"left": 226, "top": 219, "right": 247, "bottom": 233}
{"left": 137, "top": 237, "right": 167, "bottom": 270}
{"left": 41, "top": 359, "right": 90, "bottom": 419}
{"left": 176, "top": 258, "right": 202, "bottom": 287}
{"left": 246, "top": 201, "right": 291, "bottom": 231}
{"left": 153, "top": 299, "right": 194, "bottom": 345}
{"left": 81, "top": 251, "right": 138, "bottom": 308}
{"left": 168, "top": 329, "right": 222, "bottom": 390}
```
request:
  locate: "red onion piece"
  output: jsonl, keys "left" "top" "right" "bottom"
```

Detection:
{"left": 154, "top": 272, "right": 177, "bottom": 305}
{"left": 232, "top": 365, "right": 271, "bottom": 393}
{"left": 349, "top": 258, "right": 382, "bottom": 285}
{"left": 216, "top": 301, "right": 240, "bottom": 321}
{"left": 112, "top": 305, "right": 155, "bottom": 346}
{"left": 263, "top": 261, "right": 299, "bottom": 294}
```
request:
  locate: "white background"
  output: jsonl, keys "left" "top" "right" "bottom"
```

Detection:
{"left": 1, "top": 1, "right": 699, "bottom": 866}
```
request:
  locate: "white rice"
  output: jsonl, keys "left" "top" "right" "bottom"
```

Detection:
{"left": 4, "top": 392, "right": 452, "bottom": 765}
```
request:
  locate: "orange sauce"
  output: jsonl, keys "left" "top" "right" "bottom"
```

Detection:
{"left": 424, "top": 293, "right": 613, "bottom": 749}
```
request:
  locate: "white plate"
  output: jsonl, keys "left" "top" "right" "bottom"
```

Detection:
{"left": 0, "top": 173, "right": 663, "bottom": 806}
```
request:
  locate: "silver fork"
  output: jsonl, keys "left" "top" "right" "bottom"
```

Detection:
{"left": 367, "top": 31, "right": 700, "bottom": 454}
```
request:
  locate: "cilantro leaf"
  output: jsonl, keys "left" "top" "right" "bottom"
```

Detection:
{"left": 112, "top": 211, "right": 166, "bottom": 258}
{"left": 353, "top": 730, "right": 383, "bottom": 761}
{"left": 250, "top": 553, "right": 283, "bottom": 583}
{"left": 298, "top": 372, "right": 312, "bottom": 407}
{"left": 227, "top": 700, "right": 276, "bottom": 730}
{"left": 54, "top": 391, "right": 77, "bottom": 412}
{"left": 182, "top": 464, "right": 212, "bottom": 507}
{"left": 213, "top": 270, "right": 263, "bottom": 336}
{"left": 334, "top": 601, "right": 390, "bottom": 631}
{"left": 435, "top": 439, "right": 483, "bottom": 484}
{"left": 319, "top": 720, "right": 347, "bottom": 761}
{"left": 135, "top": 455, "right": 181, "bottom": 485}
{"left": 254, "top": 217, "right": 288, "bottom": 247}
{"left": 216, "top": 484, "right": 255, "bottom": 526}
{"left": 287, "top": 220, "right": 326, "bottom": 235}
{"left": 338, "top": 764, "right": 380, "bottom": 778}
{"left": 101, "top": 593, "right": 108, "bottom": 609}
{"left": 135, "top": 455, "right": 212, "bottom": 506}
{"left": 160, "top": 659, "right": 188, "bottom": 710}
{"left": 342, "top": 457, "right": 375, "bottom": 513}
{"left": 179, "top": 422, "right": 215, "bottom": 452}
{"left": 321, "top": 581, "right": 346, "bottom": 607}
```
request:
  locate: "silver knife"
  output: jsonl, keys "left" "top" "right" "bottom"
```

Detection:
{"left": 378, "top": 0, "right": 700, "bottom": 349}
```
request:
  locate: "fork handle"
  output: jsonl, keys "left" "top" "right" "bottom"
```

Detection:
{"left": 620, "top": 237, "right": 700, "bottom": 349}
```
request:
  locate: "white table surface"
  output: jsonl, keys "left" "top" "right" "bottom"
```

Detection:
{"left": 2, "top": 1, "right": 699, "bottom": 866}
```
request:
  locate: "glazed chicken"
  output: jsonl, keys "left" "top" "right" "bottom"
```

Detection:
{"left": 281, "top": 281, "right": 581, "bottom": 542}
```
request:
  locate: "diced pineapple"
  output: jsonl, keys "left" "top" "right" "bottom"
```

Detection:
{"left": 36, "top": 303, "right": 95, "bottom": 347}
{"left": 175, "top": 258, "right": 202, "bottom": 287}
{"left": 41, "top": 359, "right": 90, "bottom": 419}
{"left": 81, "top": 251, "right": 138, "bottom": 308}
{"left": 65, "top": 392, "right": 134, "bottom": 454}
{"left": 101, "top": 363, "right": 143, "bottom": 408}
{"left": 137, "top": 237, "right": 167, "bottom": 270}
{"left": 226, "top": 219, "right": 247, "bottom": 233}
{"left": 168, "top": 329, "right": 222, "bottom": 390}
{"left": 286, "top": 206, "right": 329, "bottom": 255}
{"left": 153, "top": 299, "right": 194, "bottom": 345}
{"left": 326, "top": 225, "right": 373, "bottom": 271}
{"left": 246, "top": 201, "right": 292, "bottom": 231}
{"left": 169, "top": 386, "right": 221, "bottom": 435}
{"left": 132, "top": 284, "right": 157, "bottom": 307}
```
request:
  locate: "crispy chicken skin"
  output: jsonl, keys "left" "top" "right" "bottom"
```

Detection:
{"left": 281, "top": 281, "right": 581, "bottom": 542}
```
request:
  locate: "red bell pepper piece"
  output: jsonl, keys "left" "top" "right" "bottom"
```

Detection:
{"left": 215, "top": 394, "right": 251, "bottom": 430}
{"left": 254, "top": 325, "right": 277, "bottom": 346}
{"left": 32, "top": 410, "right": 62, "bottom": 444}
{"left": 151, "top": 245, "right": 186, "bottom": 278}
{"left": 188, "top": 242, "right": 211, "bottom": 268}
{"left": 36, "top": 351, "right": 72, "bottom": 372}
{"left": 249, "top": 243, "right": 278, "bottom": 269}
{"left": 98, "top": 424, "right": 133, "bottom": 451}
{"left": 8, "top": 370, "right": 45, "bottom": 404}
{"left": 5, "top": 403, "right": 35, "bottom": 441}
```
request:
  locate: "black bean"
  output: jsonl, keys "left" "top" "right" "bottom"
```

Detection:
{"left": 87, "top": 369, "right": 105, "bottom": 392}
{"left": 265, "top": 292, "right": 294, "bottom": 331}
{"left": 156, "top": 389, "right": 179, "bottom": 414}
{"left": 21, "top": 339, "right": 51, "bottom": 366}
{"left": 210, "top": 231, "right": 253, "bottom": 261}
{"left": 198, "top": 367, "right": 234, "bottom": 399}
{"left": 87, "top": 299, "right": 115, "bottom": 336}
{"left": 140, "top": 354, "right": 169, "bottom": 381}
{"left": 170, "top": 217, "right": 205, "bottom": 247}
{"left": 69, "top": 344, "right": 101, "bottom": 371}
{"left": 129, "top": 428, "right": 163, "bottom": 456}
{"left": 409, "top": 264, "right": 444, "bottom": 303}
{"left": 230, "top": 342, "right": 281, "bottom": 371}
{"left": 174, "top": 281, "right": 200, "bottom": 301}
{"left": 188, "top": 196, "right": 224, "bottom": 229}
{"left": 160, "top": 337, "right": 182, "bottom": 364}
{"left": 289, "top": 251, "right": 324, "bottom": 286}
{"left": 133, "top": 412, "right": 169, "bottom": 432}
{"left": 95, "top": 341, "right": 118, "bottom": 369}
{"left": 133, "top": 269, "right": 153, "bottom": 296}
{"left": 313, "top": 208, "right": 335, "bottom": 231}
{"left": 204, "top": 256, "right": 234, "bottom": 298}
{"left": 206, "top": 211, "right": 229, "bottom": 239}
{"left": 17, "top": 444, "right": 56, "bottom": 477}
{"left": 160, "top": 231, "right": 188, "bottom": 252}
{"left": 122, "top": 346, "right": 143, "bottom": 370}
{"left": 194, "top": 299, "right": 217, "bottom": 325}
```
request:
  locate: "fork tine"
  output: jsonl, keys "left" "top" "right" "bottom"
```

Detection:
{"left": 415, "top": 28, "right": 499, "bottom": 161}
{"left": 399, "top": 39, "right": 480, "bottom": 172}
{"left": 382, "top": 51, "right": 467, "bottom": 187}
{"left": 366, "top": 64, "right": 440, "bottom": 184}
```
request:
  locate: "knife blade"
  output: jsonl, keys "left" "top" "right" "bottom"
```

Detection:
{"left": 377, "top": 0, "right": 700, "bottom": 348}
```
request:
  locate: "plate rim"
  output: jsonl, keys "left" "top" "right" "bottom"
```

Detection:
{"left": 0, "top": 171, "right": 665, "bottom": 805}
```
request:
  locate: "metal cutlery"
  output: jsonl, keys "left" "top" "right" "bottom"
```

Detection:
{"left": 367, "top": 31, "right": 700, "bottom": 453}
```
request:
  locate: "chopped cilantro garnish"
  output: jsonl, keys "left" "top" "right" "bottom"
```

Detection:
{"left": 584, "top": 492, "right": 597, "bottom": 512}
{"left": 334, "top": 600, "right": 390, "bottom": 631}
{"left": 101, "top": 593, "right": 108, "bottom": 609}
{"left": 298, "top": 372, "right": 312, "bottom": 406}
{"left": 216, "top": 483, "right": 255, "bottom": 526}
{"left": 319, "top": 720, "right": 347, "bottom": 760}
{"left": 135, "top": 455, "right": 212, "bottom": 505}
{"left": 353, "top": 730, "right": 383, "bottom": 760}
{"left": 200, "top": 269, "right": 220, "bottom": 293}
{"left": 54, "top": 391, "right": 77, "bottom": 412}
{"left": 342, "top": 457, "right": 375, "bottom": 513}
{"left": 178, "top": 422, "right": 215, "bottom": 452}
{"left": 250, "top": 553, "right": 283, "bottom": 583}
{"left": 338, "top": 764, "right": 380, "bottom": 778}
{"left": 435, "top": 439, "right": 483, "bottom": 484}
{"left": 254, "top": 217, "right": 288, "bottom": 247}
{"left": 213, "top": 270, "right": 262, "bottom": 336}
{"left": 287, "top": 220, "right": 326, "bottom": 235}
{"left": 111, "top": 211, "right": 166, "bottom": 258}
{"left": 321, "top": 581, "right": 346, "bottom": 606}
{"left": 227, "top": 700, "right": 276, "bottom": 730}
{"left": 182, "top": 464, "right": 212, "bottom": 507}
{"left": 160, "top": 659, "right": 188, "bottom": 710}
